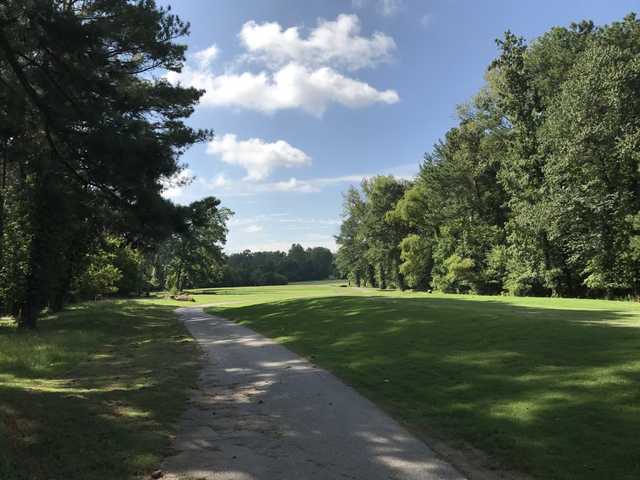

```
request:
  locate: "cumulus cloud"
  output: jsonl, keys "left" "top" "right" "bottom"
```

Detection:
{"left": 165, "top": 14, "right": 399, "bottom": 116}
{"left": 206, "top": 134, "right": 312, "bottom": 181}
{"left": 167, "top": 62, "right": 398, "bottom": 116}
{"left": 193, "top": 45, "right": 219, "bottom": 68}
{"left": 239, "top": 14, "right": 395, "bottom": 71}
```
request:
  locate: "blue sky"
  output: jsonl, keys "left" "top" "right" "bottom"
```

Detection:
{"left": 158, "top": 0, "right": 639, "bottom": 253}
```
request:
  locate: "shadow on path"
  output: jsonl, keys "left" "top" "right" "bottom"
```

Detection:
{"left": 163, "top": 307, "right": 465, "bottom": 480}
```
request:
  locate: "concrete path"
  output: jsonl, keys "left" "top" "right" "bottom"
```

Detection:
{"left": 162, "top": 307, "right": 466, "bottom": 480}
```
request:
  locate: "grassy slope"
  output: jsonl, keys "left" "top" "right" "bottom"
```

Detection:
{"left": 203, "top": 283, "right": 640, "bottom": 480}
{"left": 0, "top": 300, "right": 200, "bottom": 480}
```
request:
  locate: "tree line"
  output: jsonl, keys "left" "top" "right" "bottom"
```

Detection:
{"left": 0, "top": 0, "right": 233, "bottom": 328}
{"left": 222, "top": 244, "right": 335, "bottom": 286}
{"left": 336, "top": 14, "right": 640, "bottom": 299}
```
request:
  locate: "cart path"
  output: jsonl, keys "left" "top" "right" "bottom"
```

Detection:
{"left": 162, "top": 307, "right": 466, "bottom": 480}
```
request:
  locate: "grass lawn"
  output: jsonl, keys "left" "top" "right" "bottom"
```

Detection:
{"left": 0, "top": 300, "right": 201, "bottom": 480}
{"left": 3, "top": 284, "right": 639, "bottom": 480}
{"left": 202, "top": 283, "right": 640, "bottom": 480}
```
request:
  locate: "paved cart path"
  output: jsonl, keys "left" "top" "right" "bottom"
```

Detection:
{"left": 162, "top": 307, "right": 466, "bottom": 480}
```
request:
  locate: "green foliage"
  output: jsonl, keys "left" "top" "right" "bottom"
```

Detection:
{"left": 337, "top": 12, "right": 640, "bottom": 299}
{"left": 73, "top": 248, "right": 122, "bottom": 299}
{"left": 205, "top": 283, "right": 640, "bottom": 480}
{"left": 0, "top": 0, "right": 210, "bottom": 326}
{"left": 153, "top": 197, "right": 231, "bottom": 292}
{"left": 0, "top": 300, "right": 198, "bottom": 479}
{"left": 336, "top": 177, "right": 408, "bottom": 290}
{"left": 432, "top": 254, "right": 476, "bottom": 293}
{"left": 399, "top": 234, "right": 431, "bottom": 289}
{"left": 224, "top": 244, "right": 335, "bottom": 286}
{"left": 335, "top": 187, "right": 369, "bottom": 286}
{"left": 71, "top": 234, "right": 150, "bottom": 300}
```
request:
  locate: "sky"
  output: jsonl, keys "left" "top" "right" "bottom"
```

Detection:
{"left": 158, "top": 0, "right": 639, "bottom": 253}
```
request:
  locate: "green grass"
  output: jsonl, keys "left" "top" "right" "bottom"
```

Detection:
{"left": 202, "top": 283, "right": 640, "bottom": 480}
{"left": 3, "top": 284, "right": 640, "bottom": 479}
{"left": 0, "top": 299, "right": 200, "bottom": 480}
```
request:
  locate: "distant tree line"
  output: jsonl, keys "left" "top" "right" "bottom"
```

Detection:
{"left": 221, "top": 244, "right": 335, "bottom": 286}
{"left": 337, "top": 14, "right": 640, "bottom": 299}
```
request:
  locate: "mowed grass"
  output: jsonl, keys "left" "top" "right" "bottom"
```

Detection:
{"left": 0, "top": 299, "right": 202, "bottom": 480}
{"left": 203, "top": 283, "right": 640, "bottom": 480}
{"left": 3, "top": 284, "right": 640, "bottom": 480}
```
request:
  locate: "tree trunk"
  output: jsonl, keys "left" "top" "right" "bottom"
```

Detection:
{"left": 18, "top": 298, "right": 38, "bottom": 329}
{"left": 0, "top": 138, "right": 6, "bottom": 240}
{"left": 50, "top": 256, "right": 74, "bottom": 312}
{"left": 18, "top": 210, "right": 47, "bottom": 329}
{"left": 16, "top": 145, "right": 56, "bottom": 328}
{"left": 175, "top": 261, "right": 184, "bottom": 292}
{"left": 366, "top": 264, "right": 376, "bottom": 288}
{"left": 392, "top": 255, "right": 405, "bottom": 291}
{"left": 379, "top": 263, "right": 387, "bottom": 290}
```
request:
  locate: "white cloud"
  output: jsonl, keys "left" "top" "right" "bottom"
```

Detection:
{"left": 245, "top": 224, "right": 263, "bottom": 233}
{"left": 200, "top": 173, "right": 229, "bottom": 189}
{"left": 255, "top": 170, "right": 415, "bottom": 193}
{"left": 168, "top": 62, "right": 398, "bottom": 116}
{"left": 165, "top": 14, "right": 399, "bottom": 116}
{"left": 263, "top": 177, "right": 320, "bottom": 193}
{"left": 420, "top": 14, "right": 432, "bottom": 29}
{"left": 239, "top": 14, "right": 395, "bottom": 71}
{"left": 352, "top": 0, "right": 404, "bottom": 16}
{"left": 193, "top": 45, "right": 219, "bottom": 68}
{"left": 164, "top": 164, "right": 418, "bottom": 201}
{"left": 243, "top": 174, "right": 368, "bottom": 194}
{"left": 206, "top": 134, "right": 312, "bottom": 181}
{"left": 378, "top": 0, "right": 404, "bottom": 16}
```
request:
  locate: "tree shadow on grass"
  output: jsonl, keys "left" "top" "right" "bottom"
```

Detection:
{"left": 211, "top": 295, "right": 640, "bottom": 480}
{"left": 0, "top": 301, "right": 199, "bottom": 480}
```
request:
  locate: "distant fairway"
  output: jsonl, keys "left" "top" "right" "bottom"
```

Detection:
{"left": 201, "top": 283, "right": 640, "bottom": 480}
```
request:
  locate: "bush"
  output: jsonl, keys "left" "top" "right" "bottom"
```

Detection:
{"left": 433, "top": 254, "right": 476, "bottom": 293}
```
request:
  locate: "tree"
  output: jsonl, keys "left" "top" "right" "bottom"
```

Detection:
{"left": 0, "top": 0, "right": 208, "bottom": 327}
{"left": 393, "top": 90, "right": 508, "bottom": 293}
{"left": 223, "top": 245, "right": 334, "bottom": 287}
{"left": 489, "top": 20, "right": 596, "bottom": 296}
{"left": 337, "top": 13, "right": 640, "bottom": 299}
{"left": 399, "top": 234, "right": 431, "bottom": 290}
{"left": 541, "top": 40, "right": 640, "bottom": 296}
{"left": 308, "top": 247, "right": 335, "bottom": 280}
{"left": 361, "top": 176, "right": 408, "bottom": 290}
{"left": 336, "top": 187, "right": 370, "bottom": 286}
{"left": 155, "top": 197, "right": 231, "bottom": 292}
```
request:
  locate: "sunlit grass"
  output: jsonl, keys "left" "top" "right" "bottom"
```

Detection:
{"left": 203, "top": 284, "right": 640, "bottom": 480}
{"left": 4, "top": 283, "right": 640, "bottom": 480}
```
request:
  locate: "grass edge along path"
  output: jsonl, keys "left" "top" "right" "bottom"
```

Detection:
{"left": 203, "top": 283, "right": 640, "bottom": 480}
{"left": 0, "top": 300, "right": 200, "bottom": 480}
